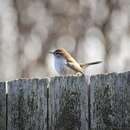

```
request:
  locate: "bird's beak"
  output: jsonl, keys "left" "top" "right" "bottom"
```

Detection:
{"left": 49, "top": 51, "right": 54, "bottom": 54}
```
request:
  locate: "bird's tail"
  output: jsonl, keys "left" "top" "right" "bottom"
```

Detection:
{"left": 80, "top": 61, "right": 102, "bottom": 69}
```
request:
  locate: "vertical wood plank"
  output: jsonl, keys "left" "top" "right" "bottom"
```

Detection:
{"left": 49, "top": 75, "right": 88, "bottom": 130}
{"left": 0, "top": 82, "right": 6, "bottom": 130}
{"left": 8, "top": 79, "right": 49, "bottom": 130}
{"left": 90, "top": 72, "right": 130, "bottom": 130}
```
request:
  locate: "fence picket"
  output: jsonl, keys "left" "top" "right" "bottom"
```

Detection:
{"left": 49, "top": 75, "right": 88, "bottom": 130}
{"left": 7, "top": 79, "right": 48, "bottom": 130}
{"left": 90, "top": 72, "right": 130, "bottom": 130}
{"left": 0, "top": 82, "right": 6, "bottom": 130}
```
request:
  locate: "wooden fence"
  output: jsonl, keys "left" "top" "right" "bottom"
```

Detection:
{"left": 0, "top": 72, "right": 130, "bottom": 130}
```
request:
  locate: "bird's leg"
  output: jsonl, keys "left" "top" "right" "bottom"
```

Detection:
{"left": 75, "top": 72, "right": 83, "bottom": 76}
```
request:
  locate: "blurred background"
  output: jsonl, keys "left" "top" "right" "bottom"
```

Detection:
{"left": 0, "top": 0, "right": 130, "bottom": 80}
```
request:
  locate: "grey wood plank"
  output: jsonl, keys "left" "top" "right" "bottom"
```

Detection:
{"left": 49, "top": 75, "right": 88, "bottom": 130}
{"left": 90, "top": 72, "right": 130, "bottom": 130}
{"left": 7, "top": 79, "right": 49, "bottom": 130}
{"left": 0, "top": 82, "right": 6, "bottom": 130}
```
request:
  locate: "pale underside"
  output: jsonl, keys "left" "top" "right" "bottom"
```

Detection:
{"left": 54, "top": 56, "right": 83, "bottom": 75}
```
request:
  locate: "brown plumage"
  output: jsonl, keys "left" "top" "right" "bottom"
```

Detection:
{"left": 51, "top": 48, "right": 102, "bottom": 75}
{"left": 54, "top": 48, "right": 83, "bottom": 73}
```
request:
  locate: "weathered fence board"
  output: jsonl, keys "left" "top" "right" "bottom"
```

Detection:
{"left": 0, "top": 82, "right": 6, "bottom": 130}
{"left": 0, "top": 71, "right": 129, "bottom": 130}
{"left": 7, "top": 79, "right": 49, "bottom": 130}
{"left": 49, "top": 75, "right": 88, "bottom": 130}
{"left": 90, "top": 72, "right": 130, "bottom": 130}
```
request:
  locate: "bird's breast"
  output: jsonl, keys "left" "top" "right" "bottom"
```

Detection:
{"left": 54, "top": 57, "right": 67, "bottom": 74}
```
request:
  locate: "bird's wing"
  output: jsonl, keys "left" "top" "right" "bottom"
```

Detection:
{"left": 66, "top": 62, "right": 83, "bottom": 74}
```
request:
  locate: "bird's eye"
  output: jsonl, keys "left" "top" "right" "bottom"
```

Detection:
{"left": 55, "top": 53, "right": 61, "bottom": 58}
{"left": 54, "top": 52, "right": 63, "bottom": 58}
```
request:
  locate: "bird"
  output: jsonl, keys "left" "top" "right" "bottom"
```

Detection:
{"left": 49, "top": 48, "right": 102, "bottom": 75}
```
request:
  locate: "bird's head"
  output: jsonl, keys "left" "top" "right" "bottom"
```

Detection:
{"left": 49, "top": 48, "right": 70, "bottom": 59}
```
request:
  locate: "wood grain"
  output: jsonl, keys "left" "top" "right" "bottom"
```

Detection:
{"left": 7, "top": 79, "right": 49, "bottom": 130}
{"left": 2, "top": 71, "right": 130, "bottom": 130}
{"left": 90, "top": 72, "right": 130, "bottom": 130}
{"left": 0, "top": 82, "right": 6, "bottom": 130}
{"left": 49, "top": 75, "right": 88, "bottom": 130}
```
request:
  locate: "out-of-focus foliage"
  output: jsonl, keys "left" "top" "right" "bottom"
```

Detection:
{"left": 0, "top": 0, "right": 130, "bottom": 80}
